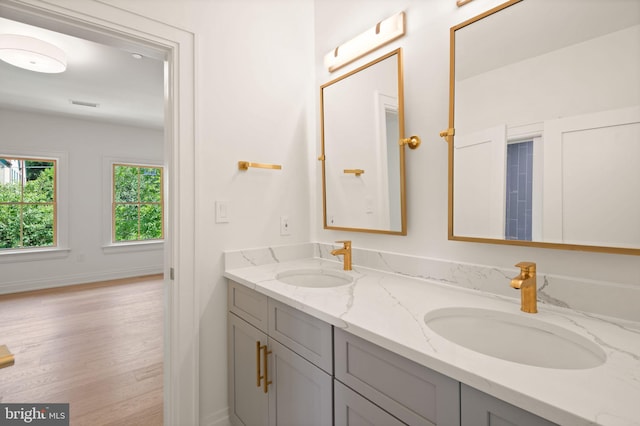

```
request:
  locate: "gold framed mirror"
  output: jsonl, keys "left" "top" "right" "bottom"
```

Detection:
{"left": 320, "top": 48, "right": 407, "bottom": 235}
{"left": 446, "top": 0, "right": 640, "bottom": 255}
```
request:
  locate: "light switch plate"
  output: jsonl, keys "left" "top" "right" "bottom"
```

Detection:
{"left": 215, "top": 200, "right": 229, "bottom": 223}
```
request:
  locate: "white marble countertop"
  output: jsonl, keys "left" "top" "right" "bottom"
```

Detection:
{"left": 224, "top": 257, "right": 640, "bottom": 426}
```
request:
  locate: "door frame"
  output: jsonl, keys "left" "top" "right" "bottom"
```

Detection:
{"left": 0, "top": 1, "right": 199, "bottom": 424}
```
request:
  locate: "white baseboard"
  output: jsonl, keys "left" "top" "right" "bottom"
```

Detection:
{"left": 0, "top": 265, "right": 163, "bottom": 295}
{"left": 202, "top": 407, "right": 230, "bottom": 426}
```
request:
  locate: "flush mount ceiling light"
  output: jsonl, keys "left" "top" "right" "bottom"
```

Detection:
{"left": 0, "top": 34, "right": 67, "bottom": 73}
{"left": 324, "top": 11, "right": 405, "bottom": 73}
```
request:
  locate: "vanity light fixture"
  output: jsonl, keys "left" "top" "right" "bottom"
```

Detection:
{"left": 0, "top": 34, "right": 67, "bottom": 73}
{"left": 324, "top": 12, "right": 405, "bottom": 73}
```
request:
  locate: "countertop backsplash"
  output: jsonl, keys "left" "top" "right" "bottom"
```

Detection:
{"left": 225, "top": 242, "right": 640, "bottom": 323}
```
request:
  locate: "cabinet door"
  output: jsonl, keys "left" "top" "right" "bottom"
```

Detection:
{"left": 228, "top": 313, "right": 269, "bottom": 426}
{"left": 268, "top": 338, "right": 332, "bottom": 426}
{"left": 335, "top": 380, "right": 407, "bottom": 426}
{"left": 229, "top": 280, "right": 269, "bottom": 332}
{"left": 461, "top": 385, "right": 557, "bottom": 426}
{"left": 268, "top": 298, "right": 333, "bottom": 373}
{"left": 335, "top": 328, "right": 460, "bottom": 426}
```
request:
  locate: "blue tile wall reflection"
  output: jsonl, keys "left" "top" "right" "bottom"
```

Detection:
{"left": 505, "top": 141, "right": 533, "bottom": 240}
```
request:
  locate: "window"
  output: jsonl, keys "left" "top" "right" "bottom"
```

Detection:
{"left": 112, "top": 164, "right": 164, "bottom": 243}
{"left": 0, "top": 157, "right": 56, "bottom": 249}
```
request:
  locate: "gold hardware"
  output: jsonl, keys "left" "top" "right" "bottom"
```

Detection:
{"left": 398, "top": 135, "right": 421, "bottom": 149}
{"left": 456, "top": 0, "right": 475, "bottom": 6}
{"left": 261, "top": 344, "right": 272, "bottom": 394}
{"left": 238, "top": 161, "right": 282, "bottom": 171}
{"left": 256, "top": 342, "right": 272, "bottom": 393}
{"left": 0, "top": 345, "right": 15, "bottom": 369}
{"left": 256, "top": 341, "right": 261, "bottom": 387}
{"left": 318, "top": 155, "right": 325, "bottom": 161}
{"left": 510, "top": 262, "right": 538, "bottom": 313}
{"left": 439, "top": 128, "right": 455, "bottom": 140}
{"left": 344, "top": 169, "right": 364, "bottom": 176}
{"left": 331, "top": 240, "right": 352, "bottom": 271}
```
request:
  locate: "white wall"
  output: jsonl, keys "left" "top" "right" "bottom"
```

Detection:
{"left": 0, "top": 108, "right": 164, "bottom": 293}
{"left": 313, "top": 0, "right": 640, "bottom": 286}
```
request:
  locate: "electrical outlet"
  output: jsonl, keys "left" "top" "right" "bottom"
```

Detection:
{"left": 280, "top": 216, "right": 291, "bottom": 236}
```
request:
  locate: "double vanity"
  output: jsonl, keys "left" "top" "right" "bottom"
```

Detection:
{"left": 225, "top": 243, "right": 640, "bottom": 426}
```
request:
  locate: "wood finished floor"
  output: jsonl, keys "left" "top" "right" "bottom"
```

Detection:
{"left": 0, "top": 275, "right": 163, "bottom": 425}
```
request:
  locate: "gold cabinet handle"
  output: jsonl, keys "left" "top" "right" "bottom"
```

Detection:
{"left": 256, "top": 341, "right": 272, "bottom": 393}
{"left": 256, "top": 341, "right": 262, "bottom": 387}
{"left": 261, "top": 344, "right": 272, "bottom": 394}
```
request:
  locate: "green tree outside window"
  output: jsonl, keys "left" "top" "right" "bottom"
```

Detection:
{"left": 113, "top": 164, "right": 163, "bottom": 242}
{"left": 0, "top": 158, "right": 56, "bottom": 249}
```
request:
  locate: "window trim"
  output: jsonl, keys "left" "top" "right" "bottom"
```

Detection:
{"left": 0, "top": 149, "right": 68, "bottom": 260}
{"left": 103, "top": 157, "right": 164, "bottom": 251}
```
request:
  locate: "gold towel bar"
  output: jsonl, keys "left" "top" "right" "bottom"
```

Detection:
{"left": 344, "top": 169, "right": 364, "bottom": 176}
{"left": 0, "top": 344, "right": 15, "bottom": 369}
{"left": 238, "top": 161, "right": 282, "bottom": 171}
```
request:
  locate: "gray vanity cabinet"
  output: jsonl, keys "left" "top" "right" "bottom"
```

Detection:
{"left": 334, "top": 379, "right": 406, "bottom": 426}
{"left": 461, "top": 385, "right": 557, "bottom": 426}
{"left": 334, "top": 328, "right": 460, "bottom": 426}
{"left": 227, "top": 281, "right": 332, "bottom": 426}
{"left": 229, "top": 280, "right": 557, "bottom": 426}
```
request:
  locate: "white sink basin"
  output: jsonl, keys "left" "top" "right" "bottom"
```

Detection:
{"left": 424, "top": 307, "right": 606, "bottom": 369}
{"left": 276, "top": 269, "right": 353, "bottom": 288}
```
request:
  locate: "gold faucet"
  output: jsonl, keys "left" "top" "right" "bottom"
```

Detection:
{"left": 510, "top": 262, "right": 538, "bottom": 313}
{"left": 331, "top": 240, "right": 352, "bottom": 271}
